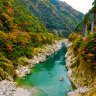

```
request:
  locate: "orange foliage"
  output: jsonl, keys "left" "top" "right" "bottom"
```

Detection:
{"left": 0, "top": 31, "right": 8, "bottom": 41}
{"left": 6, "top": 6, "right": 14, "bottom": 14}
{"left": 94, "top": 25, "right": 96, "bottom": 31}
{"left": 8, "top": 51, "right": 11, "bottom": 53}
{"left": 24, "top": 33, "right": 31, "bottom": 39}
{"left": 81, "top": 51, "right": 85, "bottom": 55}
{"left": 93, "top": 62, "right": 96, "bottom": 65}
{"left": 83, "top": 37, "right": 87, "bottom": 41}
{"left": 9, "top": 33, "right": 17, "bottom": 43}
{"left": 37, "top": 34, "right": 41, "bottom": 37}
{"left": 78, "top": 48, "right": 81, "bottom": 51}
{"left": 24, "top": 38, "right": 29, "bottom": 43}
{"left": 38, "top": 38, "right": 42, "bottom": 42}
{"left": 7, "top": 44, "right": 13, "bottom": 51}
{"left": 37, "top": 34, "right": 42, "bottom": 41}
{"left": 48, "top": 33, "right": 54, "bottom": 38}
{"left": 74, "top": 33, "right": 78, "bottom": 37}
{"left": 88, "top": 54, "right": 94, "bottom": 57}
{"left": 2, "top": 13, "right": 10, "bottom": 19}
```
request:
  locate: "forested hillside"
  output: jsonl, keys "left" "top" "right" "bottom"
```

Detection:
{"left": 0, "top": 0, "right": 54, "bottom": 80}
{"left": 19, "top": 0, "right": 84, "bottom": 37}
{"left": 0, "top": 0, "right": 49, "bottom": 33}
{"left": 0, "top": 0, "right": 84, "bottom": 81}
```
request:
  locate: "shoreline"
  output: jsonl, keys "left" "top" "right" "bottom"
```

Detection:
{"left": 0, "top": 39, "right": 68, "bottom": 96}
{"left": 16, "top": 39, "right": 68, "bottom": 77}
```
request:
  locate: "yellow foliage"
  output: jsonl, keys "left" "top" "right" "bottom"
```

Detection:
{"left": 9, "top": 33, "right": 17, "bottom": 43}
{"left": 0, "top": 31, "right": 8, "bottom": 41}
{"left": 74, "top": 93, "right": 83, "bottom": 96}
{"left": 94, "top": 25, "right": 96, "bottom": 31}
{"left": 86, "top": 89, "right": 96, "bottom": 96}
{"left": 0, "top": 20, "right": 3, "bottom": 27}
{"left": 47, "top": 33, "right": 53, "bottom": 38}
{"left": 6, "top": 6, "right": 14, "bottom": 14}
{"left": 2, "top": 13, "right": 10, "bottom": 19}
{"left": 88, "top": 54, "right": 94, "bottom": 57}
{"left": 38, "top": 37, "right": 42, "bottom": 42}
{"left": 23, "top": 33, "right": 31, "bottom": 39}
{"left": 43, "top": 36, "right": 46, "bottom": 40}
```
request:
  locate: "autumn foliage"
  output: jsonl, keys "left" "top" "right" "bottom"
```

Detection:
{"left": 68, "top": 32, "right": 96, "bottom": 68}
{"left": 0, "top": 0, "right": 56, "bottom": 81}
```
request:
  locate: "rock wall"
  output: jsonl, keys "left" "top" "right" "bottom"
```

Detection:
{"left": 65, "top": 40, "right": 96, "bottom": 96}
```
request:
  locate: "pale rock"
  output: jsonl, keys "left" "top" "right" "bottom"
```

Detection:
{"left": 16, "top": 39, "right": 68, "bottom": 77}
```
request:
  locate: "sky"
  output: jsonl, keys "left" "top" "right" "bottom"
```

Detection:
{"left": 59, "top": 0, "right": 94, "bottom": 14}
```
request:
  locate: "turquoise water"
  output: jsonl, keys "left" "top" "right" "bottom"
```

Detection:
{"left": 16, "top": 43, "right": 73, "bottom": 96}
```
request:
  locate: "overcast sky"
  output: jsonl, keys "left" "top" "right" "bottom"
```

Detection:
{"left": 59, "top": 0, "right": 94, "bottom": 14}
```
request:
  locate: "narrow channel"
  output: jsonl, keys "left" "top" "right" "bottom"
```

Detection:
{"left": 16, "top": 43, "right": 73, "bottom": 96}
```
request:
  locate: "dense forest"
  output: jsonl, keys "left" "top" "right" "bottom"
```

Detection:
{"left": 0, "top": 0, "right": 96, "bottom": 95}
{"left": 0, "top": 0, "right": 84, "bottom": 82}
{"left": 19, "top": 0, "right": 84, "bottom": 37}
{"left": 0, "top": 0, "right": 55, "bottom": 80}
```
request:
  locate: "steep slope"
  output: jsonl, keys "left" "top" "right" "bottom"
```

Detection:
{"left": 0, "top": 0, "right": 48, "bottom": 33}
{"left": 19, "top": 0, "right": 84, "bottom": 37}
{"left": 0, "top": 0, "right": 54, "bottom": 81}
{"left": 67, "top": 1, "right": 96, "bottom": 95}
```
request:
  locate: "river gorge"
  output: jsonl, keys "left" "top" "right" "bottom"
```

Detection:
{"left": 15, "top": 43, "right": 73, "bottom": 96}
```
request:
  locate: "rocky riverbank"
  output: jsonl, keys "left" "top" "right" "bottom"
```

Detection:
{"left": 16, "top": 39, "right": 67, "bottom": 77}
{"left": 0, "top": 39, "right": 67, "bottom": 96}
{"left": 65, "top": 40, "right": 95, "bottom": 96}
{"left": 0, "top": 80, "right": 31, "bottom": 96}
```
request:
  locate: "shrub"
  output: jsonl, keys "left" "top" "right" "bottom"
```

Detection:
{"left": 72, "top": 36, "right": 82, "bottom": 51}
{"left": 23, "top": 47, "right": 33, "bottom": 59}
{"left": 0, "top": 57, "right": 16, "bottom": 79}
{"left": 17, "top": 57, "right": 29, "bottom": 66}
{"left": 69, "top": 32, "right": 96, "bottom": 68}
{"left": 0, "top": 67, "right": 7, "bottom": 81}
{"left": 68, "top": 33, "right": 78, "bottom": 41}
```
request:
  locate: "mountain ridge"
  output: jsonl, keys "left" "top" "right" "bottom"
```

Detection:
{"left": 19, "top": 0, "right": 84, "bottom": 37}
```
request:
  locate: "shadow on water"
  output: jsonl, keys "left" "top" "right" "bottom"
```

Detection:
{"left": 15, "top": 43, "right": 73, "bottom": 96}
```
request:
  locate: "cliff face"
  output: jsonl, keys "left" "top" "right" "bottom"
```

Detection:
{"left": 66, "top": 47, "right": 96, "bottom": 87}
{"left": 65, "top": 40, "right": 96, "bottom": 96}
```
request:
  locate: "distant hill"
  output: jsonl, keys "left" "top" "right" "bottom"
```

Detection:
{"left": 19, "top": 0, "right": 84, "bottom": 37}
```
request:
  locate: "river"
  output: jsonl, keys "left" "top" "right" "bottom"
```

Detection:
{"left": 15, "top": 43, "right": 73, "bottom": 96}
